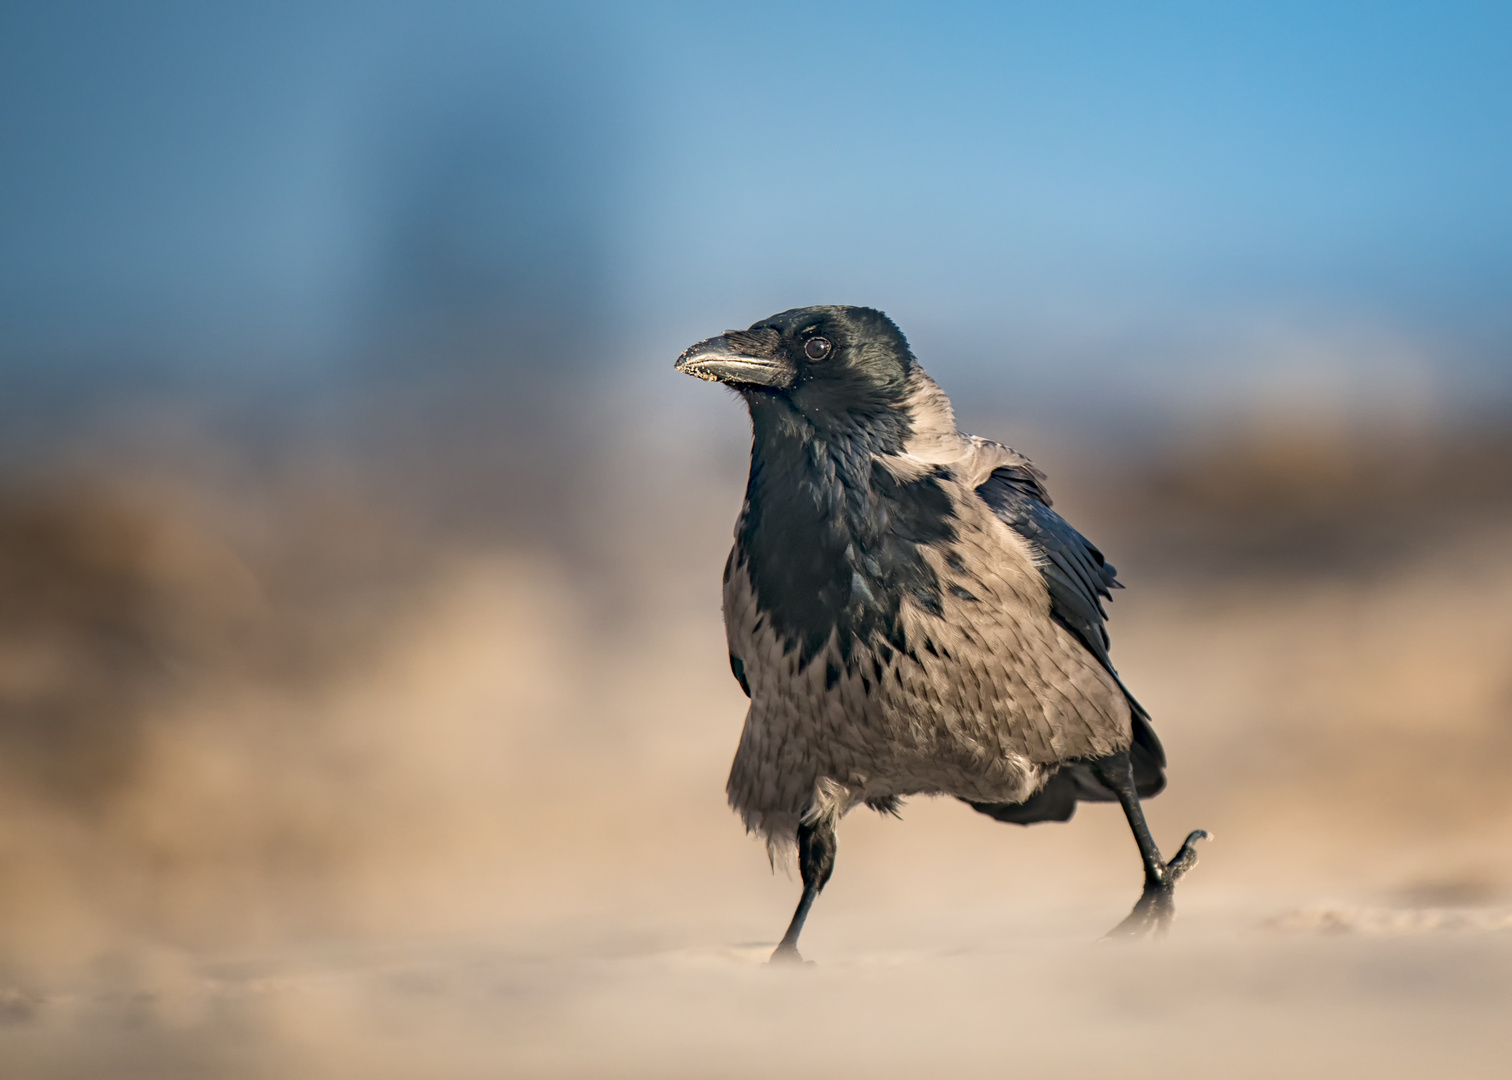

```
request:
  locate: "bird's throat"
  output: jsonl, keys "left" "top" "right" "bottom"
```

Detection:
{"left": 737, "top": 414, "right": 957, "bottom": 671}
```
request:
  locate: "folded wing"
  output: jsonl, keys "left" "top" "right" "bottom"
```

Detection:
{"left": 966, "top": 449, "right": 1165, "bottom": 822}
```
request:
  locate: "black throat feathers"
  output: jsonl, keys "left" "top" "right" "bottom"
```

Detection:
{"left": 733, "top": 397, "right": 958, "bottom": 671}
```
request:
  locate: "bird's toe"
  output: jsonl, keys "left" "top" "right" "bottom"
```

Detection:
{"left": 768, "top": 943, "right": 808, "bottom": 965}
{"left": 1104, "top": 884, "right": 1174, "bottom": 940}
{"left": 1166, "top": 829, "right": 1210, "bottom": 881}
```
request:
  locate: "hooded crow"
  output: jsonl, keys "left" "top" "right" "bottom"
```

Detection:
{"left": 676, "top": 305, "right": 1207, "bottom": 962}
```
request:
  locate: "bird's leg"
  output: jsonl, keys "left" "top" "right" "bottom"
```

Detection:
{"left": 769, "top": 819, "right": 837, "bottom": 964}
{"left": 1092, "top": 751, "right": 1208, "bottom": 939}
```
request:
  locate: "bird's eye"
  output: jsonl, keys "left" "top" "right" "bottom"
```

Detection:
{"left": 804, "top": 337, "right": 832, "bottom": 361}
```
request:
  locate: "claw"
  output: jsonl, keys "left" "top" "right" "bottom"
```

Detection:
{"left": 1166, "top": 829, "right": 1210, "bottom": 880}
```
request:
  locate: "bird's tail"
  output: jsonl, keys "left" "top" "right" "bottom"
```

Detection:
{"left": 963, "top": 707, "right": 1165, "bottom": 826}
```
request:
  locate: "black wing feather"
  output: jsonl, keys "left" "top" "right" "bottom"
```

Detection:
{"left": 974, "top": 464, "right": 1120, "bottom": 673}
{"left": 974, "top": 461, "right": 1167, "bottom": 796}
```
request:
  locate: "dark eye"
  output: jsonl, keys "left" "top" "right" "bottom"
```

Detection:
{"left": 804, "top": 337, "right": 832, "bottom": 361}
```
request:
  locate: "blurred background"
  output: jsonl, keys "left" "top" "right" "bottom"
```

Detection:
{"left": 2, "top": 2, "right": 1511, "bottom": 1077}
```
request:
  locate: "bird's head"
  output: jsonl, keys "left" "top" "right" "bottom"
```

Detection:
{"left": 674, "top": 305, "right": 919, "bottom": 439}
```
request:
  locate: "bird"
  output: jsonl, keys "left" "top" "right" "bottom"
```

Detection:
{"left": 674, "top": 305, "right": 1208, "bottom": 963}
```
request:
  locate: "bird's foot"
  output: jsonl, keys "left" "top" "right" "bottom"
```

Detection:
{"left": 1104, "top": 829, "right": 1210, "bottom": 940}
{"left": 767, "top": 942, "right": 813, "bottom": 966}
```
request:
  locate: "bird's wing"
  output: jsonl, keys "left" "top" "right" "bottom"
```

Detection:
{"left": 971, "top": 452, "right": 1120, "bottom": 675}
{"left": 966, "top": 441, "right": 1167, "bottom": 807}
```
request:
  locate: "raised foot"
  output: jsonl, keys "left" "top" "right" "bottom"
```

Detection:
{"left": 1105, "top": 829, "right": 1210, "bottom": 940}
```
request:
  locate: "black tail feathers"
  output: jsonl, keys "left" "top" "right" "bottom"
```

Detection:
{"left": 964, "top": 714, "right": 1166, "bottom": 826}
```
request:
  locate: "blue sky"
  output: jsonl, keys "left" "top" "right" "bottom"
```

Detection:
{"left": 2, "top": 1, "right": 1508, "bottom": 411}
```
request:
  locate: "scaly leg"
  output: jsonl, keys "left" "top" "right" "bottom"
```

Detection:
{"left": 769, "top": 819, "right": 837, "bottom": 964}
{"left": 1092, "top": 751, "right": 1208, "bottom": 938}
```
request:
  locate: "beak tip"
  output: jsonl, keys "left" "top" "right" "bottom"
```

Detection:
{"left": 673, "top": 333, "right": 794, "bottom": 389}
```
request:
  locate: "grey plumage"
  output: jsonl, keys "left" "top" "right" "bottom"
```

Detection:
{"left": 676, "top": 305, "right": 1206, "bottom": 959}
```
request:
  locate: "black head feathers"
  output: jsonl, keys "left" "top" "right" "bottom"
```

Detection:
{"left": 677, "top": 305, "right": 917, "bottom": 439}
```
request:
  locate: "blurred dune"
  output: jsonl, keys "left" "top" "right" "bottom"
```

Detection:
{"left": 1, "top": 400, "right": 1510, "bottom": 1077}
{"left": 1112, "top": 419, "right": 1512, "bottom": 577}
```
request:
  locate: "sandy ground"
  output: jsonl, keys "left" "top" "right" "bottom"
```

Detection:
{"left": 1, "top": 425, "right": 1510, "bottom": 1078}
{"left": 5, "top": 908, "right": 1512, "bottom": 1079}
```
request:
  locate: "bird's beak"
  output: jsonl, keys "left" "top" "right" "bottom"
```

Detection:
{"left": 674, "top": 335, "right": 796, "bottom": 389}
